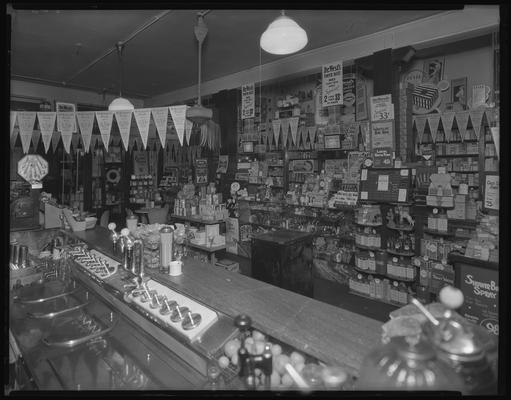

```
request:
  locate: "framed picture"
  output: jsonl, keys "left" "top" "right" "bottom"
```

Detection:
{"left": 422, "top": 57, "right": 445, "bottom": 85}
{"left": 55, "top": 101, "right": 76, "bottom": 113}
{"left": 451, "top": 77, "right": 468, "bottom": 110}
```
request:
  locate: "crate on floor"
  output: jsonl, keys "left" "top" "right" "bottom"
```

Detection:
{"left": 215, "top": 258, "right": 240, "bottom": 273}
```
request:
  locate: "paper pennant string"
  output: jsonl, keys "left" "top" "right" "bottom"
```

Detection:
{"left": 151, "top": 107, "right": 169, "bottom": 148}
{"left": 95, "top": 111, "right": 114, "bottom": 151}
{"left": 114, "top": 110, "right": 133, "bottom": 151}
{"left": 271, "top": 119, "right": 281, "bottom": 146}
{"left": 133, "top": 108, "right": 151, "bottom": 149}
{"left": 185, "top": 118, "right": 193, "bottom": 146}
{"left": 10, "top": 111, "right": 17, "bottom": 137}
{"left": 289, "top": 117, "right": 299, "bottom": 145}
{"left": 76, "top": 111, "right": 94, "bottom": 153}
{"left": 440, "top": 111, "right": 455, "bottom": 143}
{"left": 490, "top": 127, "right": 499, "bottom": 159}
{"left": 11, "top": 127, "right": 19, "bottom": 149}
{"left": 17, "top": 112, "right": 36, "bottom": 154}
{"left": 169, "top": 105, "right": 187, "bottom": 147}
{"left": 300, "top": 125, "right": 308, "bottom": 148}
{"left": 32, "top": 129, "right": 41, "bottom": 151}
{"left": 469, "top": 109, "right": 485, "bottom": 140}
{"left": 308, "top": 126, "right": 317, "bottom": 144}
{"left": 484, "top": 108, "right": 495, "bottom": 127}
{"left": 414, "top": 115, "right": 427, "bottom": 144}
{"left": 52, "top": 131, "right": 61, "bottom": 152}
{"left": 57, "top": 112, "right": 75, "bottom": 133}
{"left": 427, "top": 114, "right": 441, "bottom": 143}
{"left": 455, "top": 111, "right": 470, "bottom": 142}
{"left": 20, "top": 131, "right": 32, "bottom": 154}
{"left": 61, "top": 132, "right": 73, "bottom": 154}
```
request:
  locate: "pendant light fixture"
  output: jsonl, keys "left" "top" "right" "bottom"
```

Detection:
{"left": 186, "top": 13, "right": 213, "bottom": 125}
{"left": 260, "top": 10, "right": 308, "bottom": 55}
{"left": 108, "top": 41, "right": 134, "bottom": 111}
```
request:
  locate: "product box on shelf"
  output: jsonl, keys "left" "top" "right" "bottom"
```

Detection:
{"left": 429, "top": 262, "right": 455, "bottom": 294}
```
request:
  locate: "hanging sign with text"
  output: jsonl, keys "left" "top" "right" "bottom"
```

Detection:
{"left": 370, "top": 94, "right": 394, "bottom": 121}
{"left": 322, "top": 60, "right": 343, "bottom": 107}
{"left": 241, "top": 83, "right": 255, "bottom": 119}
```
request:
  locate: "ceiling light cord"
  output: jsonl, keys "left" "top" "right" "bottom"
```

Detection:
{"left": 116, "top": 42, "right": 124, "bottom": 97}
{"left": 194, "top": 15, "right": 208, "bottom": 106}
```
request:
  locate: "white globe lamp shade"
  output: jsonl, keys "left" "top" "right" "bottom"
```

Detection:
{"left": 260, "top": 15, "right": 308, "bottom": 55}
{"left": 108, "top": 97, "right": 135, "bottom": 111}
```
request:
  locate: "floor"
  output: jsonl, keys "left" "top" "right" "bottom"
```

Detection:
{"left": 222, "top": 253, "right": 396, "bottom": 323}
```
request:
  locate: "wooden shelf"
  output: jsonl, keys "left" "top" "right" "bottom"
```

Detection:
{"left": 386, "top": 248, "right": 415, "bottom": 257}
{"left": 355, "top": 243, "right": 382, "bottom": 251}
{"left": 355, "top": 221, "right": 383, "bottom": 227}
{"left": 386, "top": 223, "right": 414, "bottom": 232}
{"left": 423, "top": 228, "right": 454, "bottom": 237}
{"left": 170, "top": 215, "right": 226, "bottom": 225}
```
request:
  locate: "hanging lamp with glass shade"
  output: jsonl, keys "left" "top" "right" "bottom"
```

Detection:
{"left": 108, "top": 42, "right": 135, "bottom": 111}
{"left": 186, "top": 14, "right": 213, "bottom": 125}
{"left": 260, "top": 10, "right": 308, "bottom": 55}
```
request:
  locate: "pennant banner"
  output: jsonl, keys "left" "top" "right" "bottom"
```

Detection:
{"left": 455, "top": 111, "right": 470, "bottom": 142}
{"left": 169, "top": 105, "right": 187, "bottom": 147}
{"left": 96, "top": 111, "right": 114, "bottom": 151}
{"left": 271, "top": 119, "right": 281, "bottom": 146}
{"left": 114, "top": 110, "right": 133, "bottom": 151}
{"left": 18, "top": 112, "right": 37, "bottom": 154}
{"left": 76, "top": 111, "right": 94, "bottom": 153}
{"left": 52, "top": 131, "right": 61, "bottom": 152}
{"left": 300, "top": 125, "right": 308, "bottom": 149}
{"left": 58, "top": 112, "right": 76, "bottom": 154}
{"left": 440, "top": 111, "right": 455, "bottom": 143}
{"left": 427, "top": 114, "right": 441, "bottom": 143}
{"left": 32, "top": 129, "right": 41, "bottom": 151}
{"left": 414, "top": 115, "right": 427, "bottom": 144}
{"left": 469, "top": 109, "right": 485, "bottom": 140}
{"left": 152, "top": 107, "right": 169, "bottom": 148}
{"left": 484, "top": 108, "right": 496, "bottom": 127}
{"left": 308, "top": 125, "right": 317, "bottom": 145}
{"left": 11, "top": 127, "right": 19, "bottom": 149}
{"left": 10, "top": 111, "right": 17, "bottom": 138}
{"left": 133, "top": 108, "right": 151, "bottom": 150}
{"left": 185, "top": 119, "right": 193, "bottom": 145}
{"left": 289, "top": 117, "right": 299, "bottom": 145}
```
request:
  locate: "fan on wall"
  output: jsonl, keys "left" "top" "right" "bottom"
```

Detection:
{"left": 186, "top": 12, "right": 221, "bottom": 151}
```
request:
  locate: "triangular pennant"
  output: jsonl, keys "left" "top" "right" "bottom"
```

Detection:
{"left": 20, "top": 131, "right": 32, "bottom": 154}
{"left": 52, "top": 131, "right": 61, "bottom": 152}
{"left": 289, "top": 117, "right": 299, "bottom": 146}
{"left": 57, "top": 112, "right": 75, "bottom": 154}
{"left": 95, "top": 111, "right": 114, "bottom": 151}
{"left": 169, "top": 105, "right": 187, "bottom": 146}
{"left": 469, "top": 109, "right": 485, "bottom": 140}
{"left": 61, "top": 132, "right": 73, "bottom": 154}
{"left": 76, "top": 111, "right": 94, "bottom": 153}
{"left": 308, "top": 126, "right": 317, "bottom": 144}
{"left": 426, "top": 114, "right": 441, "bottom": 143}
{"left": 11, "top": 127, "right": 19, "bottom": 149}
{"left": 10, "top": 111, "right": 17, "bottom": 137}
{"left": 18, "top": 112, "right": 37, "bottom": 154}
{"left": 280, "top": 118, "right": 289, "bottom": 144}
{"left": 484, "top": 108, "right": 496, "bottom": 127}
{"left": 151, "top": 107, "right": 169, "bottom": 148}
{"left": 133, "top": 108, "right": 151, "bottom": 150}
{"left": 271, "top": 119, "right": 281, "bottom": 146}
{"left": 114, "top": 110, "right": 133, "bottom": 151}
{"left": 185, "top": 119, "right": 193, "bottom": 146}
{"left": 32, "top": 129, "right": 41, "bottom": 150}
{"left": 440, "top": 111, "right": 455, "bottom": 143}
{"left": 490, "top": 127, "right": 499, "bottom": 159}
{"left": 414, "top": 115, "right": 427, "bottom": 144}
{"left": 455, "top": 111, "right": 470, "bottom": 142}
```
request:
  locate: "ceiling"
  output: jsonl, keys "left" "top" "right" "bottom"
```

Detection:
{"left": 8, "top": 8, "right": 446, "bottom": 100}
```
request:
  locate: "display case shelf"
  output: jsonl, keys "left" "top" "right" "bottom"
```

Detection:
{"left": 348, "top": 290, "right": 401, "bottom": 308}
{"left": 386, "top": 223, "right": 414, "bottom": 232}
{"left": 355, "top": 243, "right": 382, "bottom": 251}
{"left": 386, "top": 248, "right": 415, "bottom": 257}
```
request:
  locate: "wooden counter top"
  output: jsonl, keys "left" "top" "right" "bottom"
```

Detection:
{"left": 71, "top": 226, "right": 382, "bottom": 376}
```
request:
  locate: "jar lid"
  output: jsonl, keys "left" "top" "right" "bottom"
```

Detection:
{"left": 393, "top": 336, "right": 436, "bottom": 361}
{"left": 427, "top": 319, "right": 487, "bottom": 358}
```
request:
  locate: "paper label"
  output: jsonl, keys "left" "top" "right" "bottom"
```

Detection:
{"left": 361, "top": 169, "right": 368, "bottom": 181}
{"left": 438, "top": 166, "right": 446, "bottom": 174}
{"left": 241, "top": 83, "right": 255, "bottom": 119}
{"left": 400, "top": 169, "right": 409, "bottom": 176}
{"left": 360, "top": 191, "right": 368, "bottom": 200}
{"left": 377, "top": 175, "right": 389, "bottom": 191}
{"left": 370, "top": 94, "right": 394, "bottom": 121}
{"left": 398, "top": 189, "right": 407, "bottom": 202}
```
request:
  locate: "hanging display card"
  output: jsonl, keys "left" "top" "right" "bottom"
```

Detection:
{"left": 371, "top": 120, "right": 394, "bottom": 168}
{"left": 484, "top": 175, "right": 499, "bottom": 211}
{"left": 195, "top": 158, "right": 208, "bottom": 184}
{"left": 457, "top": 263, "right": 499, "bottom": 335}
{"left": 347, "top": 151, "right": 370, "bottom": 183}
{"left": 75, "top": 111, "right": 94, "bottom": 153}
{"left": 217, "top": 155, "right": 229, "bottom": 174}
{"left": 169, "top": 105, "right": 187, "bottom": 146}
{"left": 322, "top": 60, "right": 343, "bottom": 107}
{"left": 133, "top": 151, "right": 149, "bottom": 176}
{"left": 241, "top": 83, "right": 255, "bottom": 119}
{"left": 370, "top": 94, "right": 394, "bottom": 122}
{"left": 95, "top": 111, "right": 114, "bottom": 151}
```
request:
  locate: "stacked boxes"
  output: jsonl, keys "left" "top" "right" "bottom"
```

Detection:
{"left": 412, "top": 84, "right": 439, "bottom": 110}
{"left": 447, "top": 194, "right": 467, "bottom": 219}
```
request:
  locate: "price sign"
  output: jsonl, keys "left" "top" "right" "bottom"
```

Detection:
{"left": 484, "top": 174, "right": 499, "bottom": 211}
{"left": 370, "top": 94, "right": 394, "bottom": 121}
{"left": 322, "top": 61, "right": 343, "bottom": 107}
{"left": 241, "top": 83, "right": 255, "bottom": 120}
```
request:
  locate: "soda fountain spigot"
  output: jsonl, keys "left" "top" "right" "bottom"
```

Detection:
{"left": 108, "top": 222, "right": 120, "bottom": 254}
{"left": 120, "top": 228, "right": 134, "bottom": 272}
{"left": 234, "top": 314, "right": 273, "bottom": 390}
{"left": 132, "top": 238, "right": 144, "bottom": 278}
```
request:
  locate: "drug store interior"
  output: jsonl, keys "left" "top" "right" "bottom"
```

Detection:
{"left": 6, "top": 4, "right": 505, "bottom": 394}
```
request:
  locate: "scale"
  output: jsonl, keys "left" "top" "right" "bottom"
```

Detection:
{"left": 11, "top": 155, "right": 48, "bottom": 231}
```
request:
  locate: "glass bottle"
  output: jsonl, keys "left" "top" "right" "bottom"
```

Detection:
{"left": 203, "top": 364, "right": 225, "bottom": 390}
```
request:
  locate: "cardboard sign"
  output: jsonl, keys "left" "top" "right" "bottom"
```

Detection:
{"left": 226, "top": 217, "right": 240, "bottom": 255}
{"left": 484, "top": 175, "right": 499, "bottom": 211}
{"left": 322, "top": 60, "right": 343, "bottom": 107}
{"left": 217, "top": 155, "right": 229, "bottom": 174}
{"left": 133, "top": 151, "right": 149, "bottom": 176}
{"left": 371, "top": 120, "right": 394, "bottom": 149}
{"left": 241, "top": 83, "right": 255, "bottom": 119}
{"left": 457, "top": 263, "right": 499, "bottom": 335}
{"left": 370, "top": 94, "right": 394, "bottom": 121}
{"left": 195, "top": 158, "right": 208, "bottom": 184}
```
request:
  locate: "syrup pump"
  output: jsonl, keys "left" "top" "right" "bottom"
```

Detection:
{"left": 419, "top": 286, "right": 497, "bottom": 395}
{"left": 234, "top": 314, "right": 273, "bottom": 390}
{"left": 108, "top": 223, "right": 120, "bottom": 254}
{"left": 120, "top": 228, "right": 145, "bottom": 278}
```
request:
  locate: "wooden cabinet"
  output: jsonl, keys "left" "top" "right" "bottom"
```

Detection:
{"left": 252, "top": 230, "right": 314, "bottom": 297}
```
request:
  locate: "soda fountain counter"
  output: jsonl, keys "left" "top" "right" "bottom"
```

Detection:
{"left": 7, "top": 226, "right": 389, "bottom": 391}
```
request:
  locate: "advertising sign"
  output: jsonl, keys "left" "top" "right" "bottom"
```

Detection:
{"left": 241, "top": 83, "right": 255, "bottom": 119}
{"left": 322, "top": 61, "right": 343, "bottom": 107}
